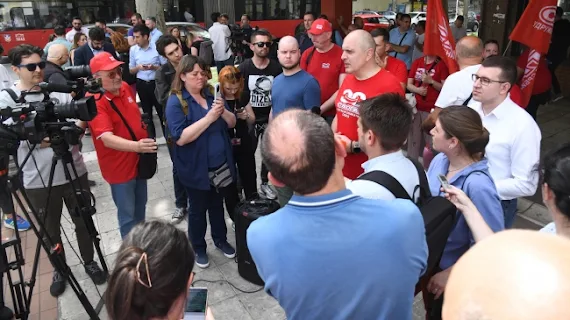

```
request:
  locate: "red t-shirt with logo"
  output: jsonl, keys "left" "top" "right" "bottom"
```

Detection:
{"left": 88, "top": 82, "right": 148, "bottom": 184}
{"left": 385, "top": 56, "right": 408, "bottom": 87}
{"left": 409, "top": 57, "right": 450, "bottom": 112}
{"left": 335, "top": 69, "right": 405, "bottom": 179}
{"left": 301, "top": 45, "right": 345, "bottom": 116}
{"left": 517, "top": 49, "right": 552, "bottom": 96}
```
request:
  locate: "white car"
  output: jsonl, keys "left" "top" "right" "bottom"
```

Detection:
{"left": 409, "top": 11, "right": 427, "bottom": 29}
{"left": 378, "top": 11, "right": 397, "bottom": 26}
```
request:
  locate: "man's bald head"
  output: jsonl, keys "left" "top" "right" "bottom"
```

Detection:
{"left": 346, "top": 29, "right": 376, "bottom": 51}
{"left": 278, "top": 35, "right": 299, "bottom": 50}
{"left": 261, "top": 109, "right": 336, "bottom": 195}
{"left": 456, "top": 36, "right": 483, "bottom": 62}
{"left": 47, "top": 44, "right": 69, "bottom": 66}
{"left": 443, "top": 230, "right": 570, "bottom": 320}
{"left": 277, "top": 36, "right": 301, "bottom": 69}
{"left": 342, "top": 30, "right": 376, "bottom": 75}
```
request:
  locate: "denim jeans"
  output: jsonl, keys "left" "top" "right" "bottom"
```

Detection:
{"left": 167, "top": 143, "right": 189, "bottom": 209}
{"left": 110, "top": 178, "right": 148, "bottom": 238}
{"left": 215, "top": 56, "right": 234, "bottom": 75}
{"left": 502, "top": 199, "right": 518, "bottom": 229}
{"left": 186, "top": 186, "right": 229, "bottom": 254}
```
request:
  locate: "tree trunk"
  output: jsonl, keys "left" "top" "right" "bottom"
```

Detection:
{"left": 135, "top": 0, "right": 167, "bottom": 34}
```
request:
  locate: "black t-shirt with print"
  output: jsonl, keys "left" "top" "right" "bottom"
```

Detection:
{"left": 238, "top": 58, "right": 282, "bottom": 123}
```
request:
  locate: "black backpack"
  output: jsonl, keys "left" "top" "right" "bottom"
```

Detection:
{"left": 357, "top": 158, "right": 457, "bottom": 278}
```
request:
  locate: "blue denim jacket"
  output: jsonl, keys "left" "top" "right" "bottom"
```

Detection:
{"left": 165, "top": 88, "right": 236, "bottom": 190}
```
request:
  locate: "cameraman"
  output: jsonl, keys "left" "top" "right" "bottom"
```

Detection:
{"left": 240, "top": 14, "right": 254, "bottom": 59}
{"left": 0, "top": 44, "right": 106, "bottom": 297}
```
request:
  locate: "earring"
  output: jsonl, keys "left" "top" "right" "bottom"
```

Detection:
{"left": 448, "top": 145, "right": 452, "bottom": 149}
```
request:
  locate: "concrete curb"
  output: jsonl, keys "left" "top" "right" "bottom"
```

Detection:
{"left": 517, "top": 197, "right": 551, "bottom": 226}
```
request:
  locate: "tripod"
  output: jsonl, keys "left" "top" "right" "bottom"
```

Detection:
{"left": 2, "top": 126, "right": 108, "bottom": 320}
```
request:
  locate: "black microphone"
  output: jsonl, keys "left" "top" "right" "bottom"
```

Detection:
{"left": 38, "top": 81, "right": 75, "bottom": 93}
{"left": 310, "top": 106, "right": 321, "bottom": 115}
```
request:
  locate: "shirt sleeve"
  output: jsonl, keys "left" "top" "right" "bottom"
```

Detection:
{"left": 465, "top": 175, "right": 505, "bottom": 246}
{"left": 300, "top": 49, "right": 309, "bottom": 70}
{"left": 165, "top": 94, "right": 187, "bottom": 140}
{"left": 129, "top": 46, "right": 136, "bottom": 69}
{"left": 89, "top": 100, "right": 114, "bottom": 139}
{"left": 434, "top": 75, "right": 459, "bottom": 108}
{"left": 395, "top": 61, "right": 408, "bottom": 84}
{"left": 495, "top": 122, "right": 542, "bottom": 199}
{"left": 303, "top": 77, "right": 321, "bottom": 110}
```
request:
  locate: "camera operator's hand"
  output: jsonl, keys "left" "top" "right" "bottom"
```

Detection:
{"left": 136, "top": 138, "right": 158, "bottom": 153}
{"left": 40, "top": 137, "right": 51, "bottom": 149}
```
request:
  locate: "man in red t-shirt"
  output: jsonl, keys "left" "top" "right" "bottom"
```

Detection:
{"left": 301, "top": 18, "right": 346, "bottom": 124}
{"left": 370, "top": 28, "right": 408, "bottom": 91}
{"left": 334, "top": 30, "right": 405, "bottom": 179}
{"left": 88, "top": 52, "right": 158, "bottom": 238}
{"left": 516, "top": 49, "right": 552, "bottom": 120}
{"left": 407, "top": 55, "right": 449, "bottom": 160}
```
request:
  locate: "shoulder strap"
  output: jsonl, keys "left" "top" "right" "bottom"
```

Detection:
{"left": 394, "top": 32, "right": 408, "bottom": 59}
{"left": 460, "top": 169, "right": 491, "bottom": 190}
{"left": 176, "top": 92, "right": 189, "bottom": 115}
{"left": 108, "top": 99, "right": 137, "bottom": 141}
{"left": 426, "top": 58, "right": 440, "bottom": 73}
{"left": 305, "top": 47, "right": 317, "bottom": 67}
{"left": 462, "top": 93, "right": 473, "bottom": 106}
{"left": 3, "top": 89, "right": 20, "bottom": 103}
{"left": 358, "top": 171, "right": 412, "bottom": 200}
{"left": 407, "top": 157, "right": 431, "bottom": 201}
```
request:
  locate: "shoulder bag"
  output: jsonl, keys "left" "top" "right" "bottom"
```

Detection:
{"left": 108, "top": 99, "right": 157, "bottom": 180}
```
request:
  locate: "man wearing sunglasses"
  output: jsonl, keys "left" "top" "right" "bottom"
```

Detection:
{"left": 238, "top": 29, "right": 282, "bottom": 200}
{"left": 0, "top": 44, "right": 107, "bottom": 297}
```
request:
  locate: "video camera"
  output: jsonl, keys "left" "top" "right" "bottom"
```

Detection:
{"left": 0, "top": 65, "right": 100, "bottom": 150}
{"left": 228, "top": 24, "right": 257, "bottom": 57}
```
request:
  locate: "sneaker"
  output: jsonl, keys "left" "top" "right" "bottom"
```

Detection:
{"left": 232, "top": 222, "right": 235, "bottom": 232}
{"left": 171, "top": 207, "right": 186, "bottom": 225}
{"left": 195, "top": 252, "right": 210, "bottom": 268}
{"left": 85, "top": 128, "right": 91, "bottom": 136}
{"left": 216, "top": 241, "right": 236, "bottom": 259}
{"left": 259, "top": 183, "right": 277, "bottom": 200}
{"left": 552, "top": 94, "right": 564, "bottom": 103}
{"left": 84, "top": 260, "right": 107, "bottom": 285}
{"left": 50, "top": 271, "right": 66, "bottom": 297}
{"left": 4, "top": 215, "right": 30, "bottom": 231}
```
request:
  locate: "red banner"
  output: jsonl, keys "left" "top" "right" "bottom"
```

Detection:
{"left": 424, "top": 0, "right": 458, "bottom": 73}
{"left": 510, "top": 0, "right": 556, "bottom": 106}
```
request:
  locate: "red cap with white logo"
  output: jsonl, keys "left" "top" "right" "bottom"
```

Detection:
{"left": 308, "top": 18, "right": 332, "bottom": 35}
{"left": 89, "top": 52, "right": 124, "bottom": 74}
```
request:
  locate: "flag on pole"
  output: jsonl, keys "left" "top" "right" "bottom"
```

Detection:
{"left": 509, "top": 0, "right": 557, "bottom": 106}
{"left": 424, "top": 0, "right": 459, "bottom": 73}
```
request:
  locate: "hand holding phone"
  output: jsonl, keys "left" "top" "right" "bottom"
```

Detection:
{"left": 438, "top": 174, "right": 451, "bottom": 190}
{"left": 214, "top": 83, "right": 222, "bottom": 99}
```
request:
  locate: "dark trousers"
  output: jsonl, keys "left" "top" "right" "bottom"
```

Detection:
{"left": 549, "top": 60, "right": 562, "bottom": 95}
{"left": 136, "top": 79, "right": 165, "bottom": 138}
{"left": 502, "top": 199, "right": 518, "bottom": 229}
{"left": 186, "top": 186, "right": 230, "bottom": 253}
{"left": 215, "top": 56, "right": 234, "bottom": 75}
{"left": 252, "top": 123, "right": 269, "bottom": 184}
{"left": 232, "top": 142, "right": 258, "bottom": 199}
{"left": 526, "top": 91, "right": 551, "bottom": 120}
{"left": 167, "top": 143, "right": 188, "bottom": 209}
{"left": 25, "top": 174, "right": 94, "bottom": 262}
{"left": 223, "top": 183, "right": 240, "bottom": 222}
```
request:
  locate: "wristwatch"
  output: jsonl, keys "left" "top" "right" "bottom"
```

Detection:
{"left": 351, "top": 141, "right": 361, "bottom": 154}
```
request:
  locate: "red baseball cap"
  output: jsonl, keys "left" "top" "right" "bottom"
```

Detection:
{"left": 308, "top": 18, "right": 332, "bottom": 35}
{"left": 89, "top": 52, "right": 124, "bottom": 74}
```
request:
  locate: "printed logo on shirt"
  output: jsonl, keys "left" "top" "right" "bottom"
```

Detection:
{"left": 248, "top": 75, "right": 274, "bottom": 108}
{"left": 128, "top": 96, "right": 134, "bottom": 104}
{"left": 321, "top": 63, "right": 330, "bottom": 69}
{"left": 338, "top": 89, "right": 366, "bottom": 118}
{"left": 414, "top": 67, "right": 436, "bottom": 81}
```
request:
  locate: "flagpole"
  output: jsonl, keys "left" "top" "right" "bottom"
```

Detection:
{"left": 502, "top": 40, "right": 512, "bottom": 56}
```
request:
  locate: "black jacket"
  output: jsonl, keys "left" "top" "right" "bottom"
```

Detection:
{"left": 43, "top": 61, "right": 67, "bottom": 84}
{"left": 155, "top": 62, "right": 176, "bottom": 107}
{"left": 73, "top": 42, "right": 118, "bottom": 67}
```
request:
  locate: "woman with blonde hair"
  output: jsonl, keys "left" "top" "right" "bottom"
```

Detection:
{"left": 70, "top": 32, "right": 87, "bottom": 65}
{"left": 165, "top": 55, "right": 237, "bottom": 269}
{"left": 110, "top": 32, "right": 137, "bottom": 97}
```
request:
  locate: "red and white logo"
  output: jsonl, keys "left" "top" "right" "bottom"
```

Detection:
{"left": 316, "top": 24, "right": 323, "bottom": 30}
{"left": 520, "top": 49, "right": 540, "bottom": 90}
{"left": 15, "top": 33, "right": 25, "bottom": 41}
{"left": 321, "top": 62, "right": 330, "bottom": 69}
{"left": 438, "top": 19, "right": 456, "bottom": 60}
{"left": 340, "top": 89, "right": 366, "bottom": 105}
{"left": 534, "top": 5, "right": 556, "bottom": 34}
{"left": 3, "top": 35, "right": 11, "bottom": 43}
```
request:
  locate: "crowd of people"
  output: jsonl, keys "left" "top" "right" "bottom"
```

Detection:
{"left": 0, "top": 6, "right": 569, "bottom": 320}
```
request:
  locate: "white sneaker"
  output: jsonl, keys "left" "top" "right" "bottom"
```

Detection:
{"left": 259, "top": 183, "right": 277, "bottom": 200}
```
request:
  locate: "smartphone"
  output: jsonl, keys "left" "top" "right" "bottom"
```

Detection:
{"left": 184, "top": 287, "right": 208, "bottom": 320}
{"left": 214, "top": 83, "right": 222, "bottom": 99}
{"left": 438, "top": 174, "right": 451, "bottom": 190}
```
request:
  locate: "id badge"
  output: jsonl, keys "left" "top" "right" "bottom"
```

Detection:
{"left": 231, "top": 138, "right": 241, "bottom": 146}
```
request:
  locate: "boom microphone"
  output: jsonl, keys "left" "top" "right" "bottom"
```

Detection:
{"left": 38, "top": 82, "right": 76, "bottom": 93}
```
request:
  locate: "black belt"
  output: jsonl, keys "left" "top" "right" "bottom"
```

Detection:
{"left": 137, "top": 79, "right": 155, "bottom": 83}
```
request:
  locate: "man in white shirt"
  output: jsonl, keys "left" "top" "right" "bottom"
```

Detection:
{"left": 469, "top": 56, "right": 541, "bottom": 228}
{"left": 65, "top": 17, "right": 89, "bottom": 43}
{"left": 412, "top": 20, "right": 425, "bottom": 62}
{"left": 450, "top": 15, "right": 468, "bottom": 43}
{"left": 347, "top": 93, "right": 421, "bottom": 201}
{"left": 184, "top": 8, "right": 195, "bottom": 22}
{"left": 208, "top": 12, "right": 233, "bottom": 74}
{"left": 423, "top": 36, "right": 483, "bottom": 131}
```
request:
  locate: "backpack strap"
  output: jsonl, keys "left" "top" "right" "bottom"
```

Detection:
{"left": 305, "top": 46, "right": 317, "bottom": 67}
{"left": 407, "top": 157, "right": 431, "bottom": 202}
{"left": 3, "top": 89, "right": 20, "bottom": 103}
{"left": 358, "top": 171, "right": 412, "bottom": 200}
{"left": 462, "top": 93, "right": 473, "bottom": 106}
{"left": 175, "top": 92, "right": 189, "bottom": 115}
{"left": 460, "top": 170, "right": 491, "bottom": 190}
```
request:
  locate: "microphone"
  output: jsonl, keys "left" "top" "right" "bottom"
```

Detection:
{"left": 310, "top": 107, "right": 321, "bottom": 115}
{"left": 38, "top": 81, "right": 76, "bottom": 93}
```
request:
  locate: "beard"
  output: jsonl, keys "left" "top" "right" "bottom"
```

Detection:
{"left": 281, "top": 61, "right": 300, "bottom": 70}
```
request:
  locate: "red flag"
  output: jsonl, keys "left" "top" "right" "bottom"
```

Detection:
{"left": 509, "top": 0, "right": 556, "bottom": 106}
{"left": 424, "top": 0, "right": 458, "bottom": 73}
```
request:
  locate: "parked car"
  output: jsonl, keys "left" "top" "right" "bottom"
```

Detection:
{"left": 449, "top": 11, "right": 481, "bottom": 32}
{"left": 378, "top": 11, "right": 397, "bottom": 26}
{"left": 409, "top": 12, "right": 427, "bottom": 29}
{"left": 354, "top": 10, "right": 381, "bottom": 16}
{"left": 354, "top": 14, "right": 390, "bottom": 31}
{"left": 86, "top": 22, "right": 210, "bottom": 40}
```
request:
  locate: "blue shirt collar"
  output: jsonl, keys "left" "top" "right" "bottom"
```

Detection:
{"left": 362, "top": 150, "right": 406, "bottom": 172}
{"left": 288, "top": 189, "right": 358, "bottom": 207}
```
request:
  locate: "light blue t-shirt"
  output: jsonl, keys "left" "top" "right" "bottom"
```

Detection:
{"left": 388, "top": 28, "right": 416, "bottom": 69}
{"left": 270, "top": 69, "right": 321, "bottom": 117}
{"left": 247, "top": 189, "right": 428, "bottom": 320}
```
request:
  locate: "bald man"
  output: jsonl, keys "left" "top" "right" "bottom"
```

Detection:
{"left": 334, "top": 29, "right": 404, "bottom": 179}
{"left": 423, "top": 36, "right": 484, "bottom": 131}
{"left": 443, "top": 230, "right": 570, "bottom": 320}
{"left": 247, "top": 109, "right": 427, "bottom": 320}
{"left": 45, "top": 44, "right": 70, "bottom": 84}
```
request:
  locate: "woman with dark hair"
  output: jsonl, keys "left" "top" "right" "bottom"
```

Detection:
{"left": 169, "top": 26, "right": 190, "bottom": 55}
{"left": 106, "top": 220, "right": 214, "bottom": 319}
{"left": 424, "top": 106, "right": 505, "bottom": 319}
{"left": 165, "top": 55, "right": 237, "bottom": 269}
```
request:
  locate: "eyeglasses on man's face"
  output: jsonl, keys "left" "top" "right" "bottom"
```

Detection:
{"left": 472, "top": 74, "right": 507, "bottom": 87}
{"left": 18, "top": 61, "right": 46, "bottom": 72}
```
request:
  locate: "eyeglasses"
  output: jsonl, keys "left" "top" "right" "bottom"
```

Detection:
{"left": 472, "top": 74, "right": 506, "bottom": 86}
{"left": 254, "top": 42, "right": 272, "bottom": 48}
{"left": 224, "top": 71, "right": 242, "bottom": 81}
{"left": 100, "top": 68, "right": 122, "bottom": 79}
{"left": 17, "top": 61, "right": 46, "bottom": 72}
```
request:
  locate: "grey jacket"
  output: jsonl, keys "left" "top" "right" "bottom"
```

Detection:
{"left": 155, "top": 62, "right": 176, "bottom": 107}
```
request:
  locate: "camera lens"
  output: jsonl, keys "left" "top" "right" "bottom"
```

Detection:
{"left": 53, "top": 96, "right": 97, "bottom": 121}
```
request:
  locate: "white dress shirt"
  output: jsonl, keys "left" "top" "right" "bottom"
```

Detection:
{"left": 347, "top": 150, "right": 422, "bottom": 201}
{"left": 468, "top": 97, "right": 541, "bottom": 200}
{"left": 208, "top": 22, "right": 232, "bottom": 61}
{"left": 66, "top": 27, "right": 90, "bottom": 43}
{"left": 435, "top": 64, "right": 480, "bottom": 108}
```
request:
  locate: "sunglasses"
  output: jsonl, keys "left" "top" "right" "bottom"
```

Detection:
{"left": 254, "top": 42, "right": 272, "bottom": 48}
{"left": 17, "top": 61, "right": 46, "bottom": 72}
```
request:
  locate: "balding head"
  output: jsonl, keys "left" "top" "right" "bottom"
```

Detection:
{"left": 456, "top": 36, "right": 483, "bottom": 66}
{"left": 261, "top": 110, "right": 340, "bottom": 195}
{"left": 443, "top": 230, "right": 570, "bottom": 320}
{"left": 47, "top": 44, "right": 69, "bottom": 66}
{"left": 342, "top": 30, "right": 376, "bottom": 76}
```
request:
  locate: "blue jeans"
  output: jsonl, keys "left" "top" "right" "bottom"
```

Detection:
{"left": 502, "top": 199, "right": 518, "bottom": 229}
{"left": 186, "top": 186, "right": 228, "bottom": 254}
{"left": 110, "top": 178, "right": 148, "bottom": 238}
{"left": 168, "top": 143, "right": 189, "bottom": 209}
{"left": 215, "top": 56, "right": 234, "bottom": 75}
